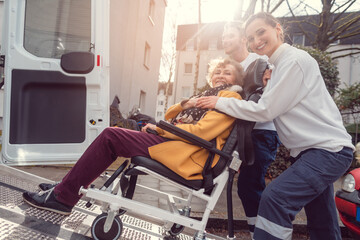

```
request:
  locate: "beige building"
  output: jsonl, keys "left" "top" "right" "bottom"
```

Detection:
{"left": 172, "top": 23, "right": 226, "bottom": 104}
{"left": 155, "top": 82, "right": 174, "bottom": 122}
{"left": 110, "top": 0, "right": 167, "bottom": 117}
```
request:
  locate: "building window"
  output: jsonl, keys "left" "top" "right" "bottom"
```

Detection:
{"left": 158, "top": 100, "right": 164, "bottom": 106}
{"left": 292, "top": 34, "right": 305, "bottom": 46}
{"left": 186, "top": 39, "right": 195, "bottom": 51}
{"left": 209, "top": 38, "right": 218, "bottom": 50}
{"left": 156, "top": 111, "right": 163, "bottom": 117}
{"left": 144, "top": 42, "right": 151, "bottom": 69}
{"left": 148, "top": 0, "right": 155, "bottom": 25}
{"left": 182, "top": 87, "right": 191, "bottom": 98}
{"left": 139, "top": 91, "right": 146, "bottom": 112}
{"left": 184, "top": 63, "right": 193, "bottom": 74}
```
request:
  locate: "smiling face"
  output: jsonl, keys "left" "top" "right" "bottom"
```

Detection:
{"left": 245, "top": 18, "right": 283, "bottom": 57}
{"left": 211, "top": 64, "right": 237, "bottom": 87}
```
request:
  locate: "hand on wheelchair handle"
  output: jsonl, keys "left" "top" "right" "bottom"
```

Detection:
{"left": 141, "top": 123, "right": 156, "bottom": 133}
{"left": 141, "top": 123, "right": 158, "bottom": 135}
{"left": 146, "top": 128, "right": 158, "bottom": 135}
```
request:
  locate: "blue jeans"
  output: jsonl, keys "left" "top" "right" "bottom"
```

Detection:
{"left": 237, "top": 129, "right": 280, "bottom": 232}
{"left": 254, "top": 147, "right": 353, "bottom": 240}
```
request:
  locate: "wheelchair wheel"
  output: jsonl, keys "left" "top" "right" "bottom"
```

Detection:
{"left": 91, "top": 213, "right": 123, "bottom": 240}
{"left": 169, "top": 223, "right": 185, "bottom": 236}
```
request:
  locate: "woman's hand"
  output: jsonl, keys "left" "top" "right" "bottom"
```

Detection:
{"left": 181, "top": 98, "right": 198, "bottom": 109}
{"left": 196, "top": 96, "right": 219, "bottom": 109}
{"left": 141, "top": 123, "right": 157, "bottom": 133}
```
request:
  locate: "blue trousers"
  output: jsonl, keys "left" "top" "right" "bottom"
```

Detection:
{"left": 237, "top": 129, "right": 279, "bottom": 233}
{"left": 254, "top": 147, "right": 353, "bottom": 240}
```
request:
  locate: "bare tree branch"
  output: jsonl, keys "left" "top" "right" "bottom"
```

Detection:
{"left": 284, "top": 0, "right": 360, "bottom": 51}
{"left": 193, "top": 0, "right": 202, "bottom": 95}
{"left": 332, "top": 51, "right": 360, "bottom": 60}
{"left": 333, "top": 0, "right": 356, "bottom": 15}
{"left": 331, "top": 15, "right": 360, "bottom": 43}
{"left": 243, "top": 0, "right": 258, "bottom": 20}
{"left": 285, "top": 0, "right": 314, "bottom": 42}
{"left": 270, "top": 0, "right": 286, "bottom": 14}
{"left": 330, "top": 47, "right": 360, "bottom": 54}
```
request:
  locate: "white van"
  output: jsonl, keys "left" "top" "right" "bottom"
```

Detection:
{"left": 1, "top": 0, "right": 110, "bottom": 165}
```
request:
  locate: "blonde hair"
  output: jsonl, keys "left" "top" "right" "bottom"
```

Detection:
{"left": 206, "top": 58, "right": 244, "bottom": 87}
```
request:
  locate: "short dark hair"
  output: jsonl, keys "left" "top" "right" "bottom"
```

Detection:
{"left": 223, "top": 21, "right": 245, "bottom": 37}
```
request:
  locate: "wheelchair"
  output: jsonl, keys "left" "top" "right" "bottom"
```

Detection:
{"left": 79, "top": 59, "right": 268, "bottom": 240}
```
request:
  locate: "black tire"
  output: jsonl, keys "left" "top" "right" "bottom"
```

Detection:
{"left": 91, "top": 213, "right": 123, "bottom": 240}
{"left": 169, "top": 223, "right": 185, "bottom": 236}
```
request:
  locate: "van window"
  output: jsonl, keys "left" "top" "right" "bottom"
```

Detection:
{"left": 24, "top": 0, "right": 91, "bottom": 59}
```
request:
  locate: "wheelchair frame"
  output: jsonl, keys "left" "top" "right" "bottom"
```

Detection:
{"left": 79, "top": 58, "right": 268, "bottom": 239}
{"left": 79, "top": 120, "right": 242, "bottom": 240}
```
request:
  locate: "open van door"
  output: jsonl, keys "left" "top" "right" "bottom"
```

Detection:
{"left": 1, "top": 0, "right": 110, "bottom": 165}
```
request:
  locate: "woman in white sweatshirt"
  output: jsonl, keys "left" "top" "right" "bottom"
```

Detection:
{"left": 197, "top": 12, "right": 354, "bottom": 240}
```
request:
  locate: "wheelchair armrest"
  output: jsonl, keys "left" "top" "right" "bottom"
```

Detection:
{"left": 157, "top": 120, "right": 231, "bottom": 159}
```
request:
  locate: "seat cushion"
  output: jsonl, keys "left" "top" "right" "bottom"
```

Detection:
{"left": 128, "top": 156, "right": 203, "bottom": 190}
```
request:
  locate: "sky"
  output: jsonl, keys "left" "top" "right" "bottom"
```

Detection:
{"left": 170, "top": 0, "right": 360, "bottom": 25}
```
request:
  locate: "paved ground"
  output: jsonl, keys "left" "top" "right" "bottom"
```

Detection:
{"left": 11, "top": 159, "right": 353, "bottom": 239}
{"left": 2, "top": 165, "right": 215, "bottom": 240}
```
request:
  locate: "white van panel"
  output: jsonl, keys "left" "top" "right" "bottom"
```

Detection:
{"left": 1, "top": 0, "right": 110, "bottom": 165}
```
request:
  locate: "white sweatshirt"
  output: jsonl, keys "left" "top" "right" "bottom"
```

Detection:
{"left": 240, "top": 53, "right": 276, "bottom": 131}
{"left": 216, "top": 44, "right": 354, "bottom": 157}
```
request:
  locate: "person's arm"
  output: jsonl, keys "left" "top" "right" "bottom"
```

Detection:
{"left": 156, "top": 91, "right": 241, "bottom": 141}
{"left": 198, "top": 60, "right": 309, "bottom": 122}
{"left": 164, "top": 98, "right": 198, "bottom": 120}
{"left": 142, "top": 97, "right": 199, "bottom": 134}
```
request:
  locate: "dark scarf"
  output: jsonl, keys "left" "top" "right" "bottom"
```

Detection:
{"left": 170, "top": 84, "right": 232, "bottom": 125}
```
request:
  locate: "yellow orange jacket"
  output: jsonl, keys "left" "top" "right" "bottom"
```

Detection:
{"left": 148, "top": 90, "right": 241, "bottom": 180}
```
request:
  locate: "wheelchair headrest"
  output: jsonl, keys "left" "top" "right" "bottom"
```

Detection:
{"left": 242, "top": 58, "right": 268, "bottom": 102}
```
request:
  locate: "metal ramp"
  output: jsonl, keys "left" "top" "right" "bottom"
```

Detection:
{"left": 0, "top": 165, "right": 224, "bottom": 240}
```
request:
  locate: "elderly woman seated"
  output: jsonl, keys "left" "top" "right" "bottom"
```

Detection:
{"left": 22, "top": 58, "right": 244, "bottom": 215}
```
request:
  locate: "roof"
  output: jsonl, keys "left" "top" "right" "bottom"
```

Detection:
{"left": 176, "top": 22, "right": 225, "bottom": 51}
{"left": 277, "top": 12, "right": 360, "bottom": 45}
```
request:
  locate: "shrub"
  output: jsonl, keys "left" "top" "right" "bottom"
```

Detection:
{"left": 266, "top": 144, "right": 291, "bottom": 179}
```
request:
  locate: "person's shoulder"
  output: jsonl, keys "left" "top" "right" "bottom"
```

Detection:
{"left": 286, "top": 45, "right": 315, "bottom": 65}
{"left": 244, "top": 53, "right": 268, "bottom": 63}
{"left": 277, "top": 45, "right": 316, "bottom": 72}
{"left": 246, "top": 53, "right": 268, "bottom": 63}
